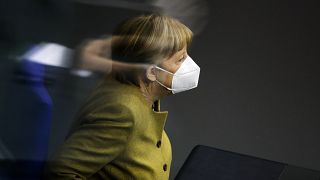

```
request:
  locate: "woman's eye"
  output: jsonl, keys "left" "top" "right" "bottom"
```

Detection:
{"left": 178, "top": 56, "right": 185, "bottom": 63}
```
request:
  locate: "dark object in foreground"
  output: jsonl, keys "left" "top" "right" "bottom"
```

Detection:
{"left": 175, "top": 145, "right": 320, "bottom": 180}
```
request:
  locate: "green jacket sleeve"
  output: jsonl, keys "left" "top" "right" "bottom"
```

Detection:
{"left": 44, "top": 103, "right": 134, "bottom": 179}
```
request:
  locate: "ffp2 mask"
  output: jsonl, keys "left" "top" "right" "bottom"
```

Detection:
{"left": 154, "top": 55, "right": 200, "bottom": 94}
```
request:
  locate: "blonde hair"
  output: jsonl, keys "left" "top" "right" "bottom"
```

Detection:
{"left": 111, "top": 14, "right": 193, "bottom": 86}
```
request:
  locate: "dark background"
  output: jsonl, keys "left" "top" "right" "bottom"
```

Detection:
{"left": 0, "top": 0, "right": 319, "bottom": 179}
{"left": 164, "top": 1, "right": 320, "bottom": 179}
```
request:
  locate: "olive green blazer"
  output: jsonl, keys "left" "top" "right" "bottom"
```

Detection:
{"left": 45, "top": 76, "right": 172, "bottom": 179}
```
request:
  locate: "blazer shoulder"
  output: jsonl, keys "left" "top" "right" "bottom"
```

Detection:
{"left": 78, "top": 81, "right": 144, "bottom": 120}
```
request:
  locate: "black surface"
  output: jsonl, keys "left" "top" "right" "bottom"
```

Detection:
{"left": 278, "top": 165, "right": 320, "bottom": 180}
{"left": 176, "top": 145, "right": 285, "bottom": 180}
{"left": 176, "top": 145, "right": 320, "bottom": 180}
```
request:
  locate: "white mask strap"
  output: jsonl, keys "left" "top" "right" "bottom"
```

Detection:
{"left": 154, "top": 66, "right": 174, "bottom": 75}
{"left": 155, "top": 79, "right": 173, "bottom": 91}
{"left": 153, "top": 66, "right": 175, "bottom": 91}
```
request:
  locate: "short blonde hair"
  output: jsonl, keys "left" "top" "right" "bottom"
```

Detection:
{"left": 111, "top": 14, "right": 193, "bottom": 86}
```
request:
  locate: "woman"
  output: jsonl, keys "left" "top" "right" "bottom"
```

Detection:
{"left": 45, "top": 14, "right": 200, "bottom": 179}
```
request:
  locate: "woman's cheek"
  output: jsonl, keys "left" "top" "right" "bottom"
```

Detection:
{"left": 158, "top": 71, "right": 173, "bottom": 88}
{"left": 165, "top": 73, "right": 173, "bottom": 88}
{"left": 164, "top": 64, "right": 180, "bottom": 88}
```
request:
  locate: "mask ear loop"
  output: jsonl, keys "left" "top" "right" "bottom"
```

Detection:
{"left": 154, "top": 66, "right": 174, "bottom": 75}
{"left": 153, "top": 66, "right": 174, "bottom": 91}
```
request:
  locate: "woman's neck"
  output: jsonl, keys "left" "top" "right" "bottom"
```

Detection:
{"left": 139, "top": 79, "right": 159, "bottom": 108}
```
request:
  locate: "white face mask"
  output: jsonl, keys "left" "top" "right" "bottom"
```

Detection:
{"left": 154, "top": 55, "right": 200, "bottom": 94}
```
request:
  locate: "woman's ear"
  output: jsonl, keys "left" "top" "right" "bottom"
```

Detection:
{"left": 146, "top": 65, "right": 157, "bottom": 81}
